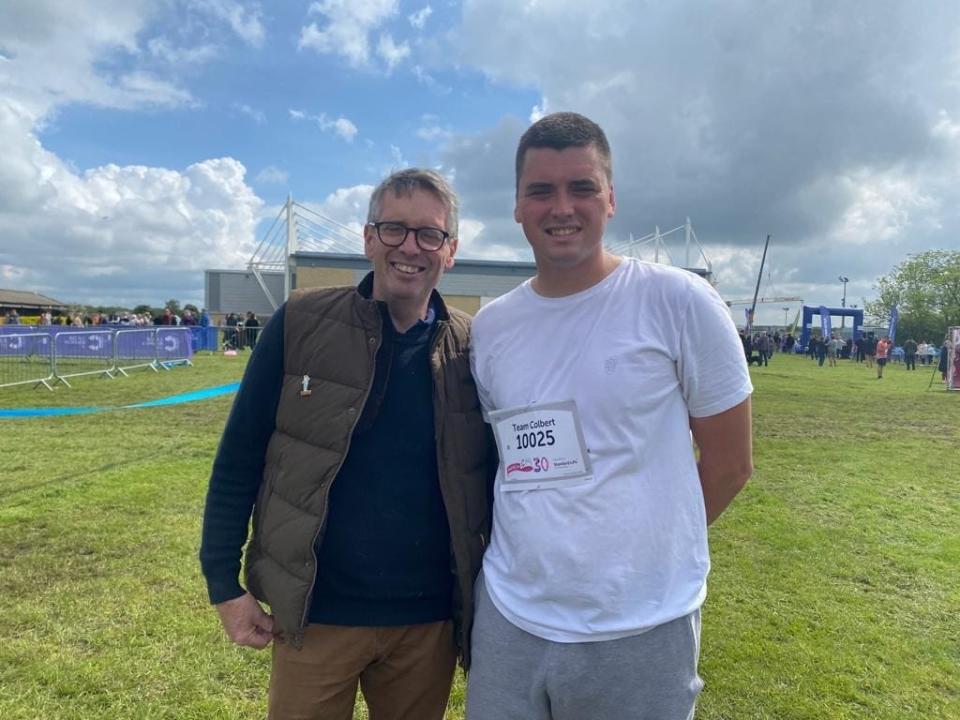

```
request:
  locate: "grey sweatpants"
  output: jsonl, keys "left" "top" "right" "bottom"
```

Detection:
{"left": 466, "top": 576, "right": 704, "bottom": 720}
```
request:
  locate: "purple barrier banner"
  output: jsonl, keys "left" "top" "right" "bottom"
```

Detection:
{"left": 54, "top": 330, "right": 114, "bottom": 358}
{"left": 0, "top": 327, "right": 195, "bottom": 360}
{"left": 0, "top": 333, "right": 54, "bottom": 356}
{"left": 115, "top": 329, "right": 158, "bottom": 370}
{"left": 156, "top": 328, "right": 193, "bottom": 361}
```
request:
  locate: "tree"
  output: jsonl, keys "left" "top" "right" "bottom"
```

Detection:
{"left": 164, "top": 299, "right": 181, "bottom": 316}
{"left": 867, "top": 250, "right": 960, "bottom": 343}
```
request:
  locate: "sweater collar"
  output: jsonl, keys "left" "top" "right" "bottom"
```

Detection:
{"left": 357, "top": 270, "right": 450, "bottom": 328}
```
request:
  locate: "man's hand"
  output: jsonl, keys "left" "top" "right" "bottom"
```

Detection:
{"left": 215, "top": 592, "right": 275, "bottom": 649}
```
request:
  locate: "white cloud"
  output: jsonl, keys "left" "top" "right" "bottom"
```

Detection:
{"left": 0, "top": 100, "right": 262, "bottom": 305}
{"left": 932, "top": 109, "right": 960, "bottom": 142}
{"left": 234, "top": 102, "right": 266, "bottom": 124}
{"left": 827, "top": 169, "right": 936, "bottom": 247}
{"left": 298, "top": 0, "right": 401, "bottom": 70}
{"left": 306, "top": 184, "right": 375, "bottom": 233}
{"left": 196, "top": 0, "right": 266, "bottom": 47}
{"left": 412, "top": 65, "right": 450, "bottom": 93}
{"left": 442, "top": 0, "right": 960, "bottom": 307}
{"left": 377, "top": 33, "right": 410, "bottom": 72}
{"left": 389, "top": 145, "right": 407, "bottom": 170}
{"left": 255, "top": 166, "right": 289, "bottom": 184}
{"left": 114, "top": 72, "right": 196, "bottom": 109}
{"left": 332, "top": 117, "right": 359, "bottom": 142}
{"left": 289, "top": 108, "right": 358, "bottom": 143}
{"left": 529, "top": 100, "right": 548, "bottom": 123}
{"left": 147, "top": 37, "right": 219, "bottom": 65}
{"left": 408, "top": 6, "right": 432, "bottom": 30}
{"left": 417, "top": 125, "right": 451, "bottom": 142}
{"left": 0, "top": 1, "right": 189, "bottom": 116}
{"left": 0, "top": 2, "right": 264, "bottom": 306}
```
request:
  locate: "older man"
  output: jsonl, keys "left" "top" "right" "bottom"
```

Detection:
{"left": 201, "top": 168, "right": 492, "bottom": 720}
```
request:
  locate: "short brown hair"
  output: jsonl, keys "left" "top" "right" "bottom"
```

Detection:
{"left": 367, "top": 168, "right": 459, "bottom": 237}
{"left": 515, "top": 112, "right": 612, "bottom": 191}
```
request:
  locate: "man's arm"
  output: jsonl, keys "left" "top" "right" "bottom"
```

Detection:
{"left": 689, "top": 397, "right": 753, "bottom": 525}
{"left": 199, "top": 304, "right": 285, "bottom": 647}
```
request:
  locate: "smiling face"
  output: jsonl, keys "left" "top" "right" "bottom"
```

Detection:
{"left": 363, "top": 187, "right": 457, "bottom": 311}
{"left": 514, "top": 144, "right": 616, "bottom": 277}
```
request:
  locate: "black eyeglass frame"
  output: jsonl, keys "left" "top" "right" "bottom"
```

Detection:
{"left": 367, "top": 221, "right": 452, "bottom": 252}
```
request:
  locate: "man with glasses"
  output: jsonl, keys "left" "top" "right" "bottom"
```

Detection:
{"left": 201, "top": 168, "right": 492, "bottom": 720}
{"left": 466, "top": 113, "right": 753, "bottom": 719}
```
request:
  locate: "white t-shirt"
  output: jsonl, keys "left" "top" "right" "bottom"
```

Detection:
{"left": 471, "top": 258, "right": 752, "bottom": 643}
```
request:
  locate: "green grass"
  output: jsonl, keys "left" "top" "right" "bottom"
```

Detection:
{"left": 1, "top": 353, "right": 957, "bottom": 719}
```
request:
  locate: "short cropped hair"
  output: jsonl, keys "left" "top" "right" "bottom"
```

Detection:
{"left": 367, "top": 168, "right": 459, "bottom": 238}
{"left": 515, "top": 112, "right": 613, "bottom": 191}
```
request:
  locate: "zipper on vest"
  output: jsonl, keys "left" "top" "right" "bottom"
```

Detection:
{"left": 298, "top": 317, "right": 384, "bottom": 633}
{"left": 430, "top": 322, "right": 468, "bottom": 649}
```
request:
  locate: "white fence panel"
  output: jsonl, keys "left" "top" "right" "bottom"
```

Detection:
{"left": 115, "top": 329, "right": 160, "bottom": 375}
{"left": 0, "top": 333, "right": 55, "bottom": 390}
{"left": 155, "top": 328, "right": 194, "bottom": 369}
{"left": 53, "top": 331, "right": 116, "bottom": 387}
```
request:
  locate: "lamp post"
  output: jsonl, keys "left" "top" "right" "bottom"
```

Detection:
{"left": 839, "top": 276, "right": 849, "bottom": 329}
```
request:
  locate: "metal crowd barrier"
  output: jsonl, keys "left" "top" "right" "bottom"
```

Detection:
{"left": 0, "top": 327, "right": 195, "bottom": 391}
{"left": 155, "top": 327, "right": 194, "bottom": 369}
{"left": 189, "top": 325, "right": 263, "bottom": 353}
{"left": 53, "top": 330, "right": 116, "bottom": 387}
{"left": 0, "top": 333, "right": 55, "bottom": 390}
{"left": 115, "top": 328, "right": 161, "bottom": 375}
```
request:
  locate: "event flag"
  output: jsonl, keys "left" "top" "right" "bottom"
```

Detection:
{"left": 819, "top": 305, "right": 832, "bottom": 340}
{"left": 888, "top": 305, "right": 899, "bottom": 343}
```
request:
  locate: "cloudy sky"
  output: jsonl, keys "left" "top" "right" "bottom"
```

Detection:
{"left": 1, "top": 1, "right": 958, "bottom": 324}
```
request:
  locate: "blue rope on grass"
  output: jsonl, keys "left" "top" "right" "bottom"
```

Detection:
{"left": 0, "top": 382, "right": 240, "bottom": 419}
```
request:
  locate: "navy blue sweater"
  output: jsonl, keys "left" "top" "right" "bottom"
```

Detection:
{"left": 200, "top": 298, "right": 452, "bottom": 626}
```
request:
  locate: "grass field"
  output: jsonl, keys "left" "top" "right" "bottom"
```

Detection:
{"left": 1, "top": 352, "right": 957, "bottom": 719}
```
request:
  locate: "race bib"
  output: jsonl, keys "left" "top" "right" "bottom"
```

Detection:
{"left": 489, "top": 400, "right": 593, "bottom": 492}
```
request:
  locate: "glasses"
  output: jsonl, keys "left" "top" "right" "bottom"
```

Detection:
{"left": 367, "top": 221, "right": 450, "bottom": 252}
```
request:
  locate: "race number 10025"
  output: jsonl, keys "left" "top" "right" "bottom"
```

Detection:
{"left": 515, "top": 429, "right": 555, "bottom": 449}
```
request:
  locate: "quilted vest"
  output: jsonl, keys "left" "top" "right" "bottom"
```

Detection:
{"left": 243, "top": 276, "right": 492, "bottom": 666}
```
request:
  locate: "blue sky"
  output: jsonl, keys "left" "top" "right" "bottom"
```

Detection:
{"left": 2, "top": 1, "right": 959, "bottom": 325}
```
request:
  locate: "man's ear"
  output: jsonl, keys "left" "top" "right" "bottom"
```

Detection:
{"left": 445, "top": 237, "right": 458, "bottom": 269}
{"left": 608, "top": 183, "right": 616, "bottom": 218}
{"left": 363, "top": 223, "right": 375, "bottom": 259}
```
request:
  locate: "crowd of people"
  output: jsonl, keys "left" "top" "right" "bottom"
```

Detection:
{"left": 741, "top": 326, "right": 955, "bottom": 383}
{"left": 220, "top": 311, "right": 261, "bottom": 350}
{"left": 3, "top": 306, "right": 270, "bottom": 357}
{"left": 739, "top": 329, "right": 795, "bottom": 366}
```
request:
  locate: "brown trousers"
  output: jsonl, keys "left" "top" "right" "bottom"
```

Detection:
{"left": 267, "top": 621, "right": 456, "bottom": 720}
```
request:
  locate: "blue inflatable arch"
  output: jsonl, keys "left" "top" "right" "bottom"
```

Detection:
{"left": 799, "top": 306, "right": 864, "bottom": 350}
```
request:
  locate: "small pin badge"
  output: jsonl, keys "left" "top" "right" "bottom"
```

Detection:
{"left": 299, "top": 374, "right": 312, "bottom": 397}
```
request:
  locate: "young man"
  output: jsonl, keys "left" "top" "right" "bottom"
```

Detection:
{"left": 828, "top": 334, "right": 842, "bottom": 367}
{"left": 875, "top": 335, "right": 892, "bottom": 378}
{"left": 903, "top": 338, "right": 918, "bottom": 370}
{"left": 466, "top": 113, "right": 753, "bottom": 719}
{"left": 200, "top": 169, "right": 492, "bottom": 720}
{"left": 864, "top": 332, "right": 876, "bottom": 368}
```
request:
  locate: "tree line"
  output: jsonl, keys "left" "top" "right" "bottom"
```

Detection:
{"left": 866, "top": 250, "right": 960, "bottom": 343}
